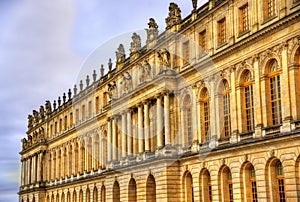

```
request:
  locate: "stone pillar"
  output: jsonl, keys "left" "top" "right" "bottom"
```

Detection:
{"left": 180, "top": 107, "right": 185, "bottom": 146}
{"left": 144, "top": 101, "right": 150, "bottom": 152}
{"left": 164, "top": 92, "right": 171, "bottom": 145}
{"left": 138, "top": 104, "right": 144, "bottom": 153}
{"left": 289, "top": 63, "right": 300, "bottom": 120}
{"left": 230, "top": 67, "right": 239, "bottom": 137}
{"left": 156, "top": 95, "right": 163, "bottom": 148}
{"left": 112, "top": 117, "right": 117, "bottom": 161}
{"left": 21, "top": 159, "right": 24, "bottom": 186}
{"left": 280, "top": 43, "right": 292, "bottom": 132}
{"left": 197, "top": 101, "right": 202, "bottom": 143}
{"left": 107, "top": 118, "right": 112, "bottom": 163}
{"left": 37, "top": 152, "right": 41, "bottom": 182}
{"left": 31, "top": 155, "right": 36, "bottom": 184}
{"left": 121, "top": 112, "right": 127, "bottom": 159}
{"left": 127, "top": 109, "right": 133, "bottom": 156}
{"left": 253, "top": 56, "right": 263, "bottom": 137}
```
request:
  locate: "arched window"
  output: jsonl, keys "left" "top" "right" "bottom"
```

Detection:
{"left": 268, "top": 60, "right": 282, "bottom": 125}
{"left": 73, "top": 190, "right": 77, "bottom": 202}
{"left": 95, "top": 134, "right": 100, "bottom": 169}
{"left": 200, "top": 169, "right": 212, "bottom": 202}
{"left": 68, "top": 145, "right": 72, "bottom": 176}
{"left": 242, "top": 163, "right": 257, "bottom": 201}
{"left": 87, "top": 137, "right": 92, "bottom": 171}
{"left": 146, "top": 174, "right": 156, "bottom": 202}
{"left": 86, "top": 188, "right": 90, "bottom": 202}
{"left": 184, "top": 172, "right": 194, "bottom": 202}
{"left": 113, "top": 181, "right": 120, "bottom": 202}
{"left": 183, "top": 95, "right": 193, "bottom": 146}
{"left": 200, "top": 88, "right": 210, "bottom": 142}
{"left": 220, "top": 166, "right": 233, "bottom": 202}
{"left": 63, "top": 147, "right": 67, "bottom": 177}
{"left": 58, "top": 150, "right": 62, "bottom": 178}
{"left": 53, "top": 152, "right": 56, "bottom": 180}
{"left": 49, "top": 153, "right": 52, "bottom": 181}
{"left": 222, "top": 80, "right": 231, "bottom": 137}
{"left": 102, "top": 131, "right": 107, "bottom": 168}
{"left": 61, "top": 193, "right": 65, "bottom": 202}
{"left": 242, "top": 71, "right": 255, "bottom": 132}
{"left": 267, "top": 158, "right": 286, "bottom": 201}
{"left": 56, "top": 193, "right": 59, "bottom": 202}
{"left": 79, "top": 189, "right": 83, "bottom": 202}
{"left": 67, "top": 191, "right": 70, "bottom": 202}
{"left": 101, "top": 185, "right": 106, "bottom": 202}
{"left": 80, "top": 141, "right": 85, "bottom": 174}
{"left": 128, "top": 178, "right": 137, "bottom": 202}
{"left": 75, "top": 142, "right": 79, "bottom": 174}
{"left": 93, "top": 187, "right": 98, "bottom": 202}
{"left": 276, "top": 162, "right": 285, "bottom": 201}
{"left": 295, "top": 48, "right": 300, "bottom": 120}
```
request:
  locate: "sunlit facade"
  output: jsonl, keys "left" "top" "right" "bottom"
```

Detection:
{"left": 19, "top": 0, "right": 300, "bottom": 201}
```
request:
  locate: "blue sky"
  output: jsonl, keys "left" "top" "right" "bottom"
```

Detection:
{"left": 0, "top": 0, "right": 204, "bottom": 201}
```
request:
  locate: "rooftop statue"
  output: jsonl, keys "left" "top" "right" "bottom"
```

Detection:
{"left": 165, "top": 3, "right": 182, "bottom": 29}
{"left": 116, "top": 44, "right": 126, "bottom": 64}
{"left": 33, "top": 110, "right": 39, "bottom": 124}
{"left": 146, "top": 18, "right": 159, "bottom": 44}
{"left": 27, "top": 115, "right": 33, "bottom": 128}
{"left": 130, "top": 33, "right": 141, "bottom": 54}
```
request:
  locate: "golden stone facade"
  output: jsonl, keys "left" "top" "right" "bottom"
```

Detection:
{"left": 19, "top": 0, "right": 300, "bottom": 201}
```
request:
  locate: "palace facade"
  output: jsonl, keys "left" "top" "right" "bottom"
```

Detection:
{"left": 19, "top": 0, "right": 300, "bottom": 201}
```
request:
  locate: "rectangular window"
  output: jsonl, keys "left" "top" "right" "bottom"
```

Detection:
{"left": 266, "top": 0, "right": 276, "bottom": 18}
{"left": 182, "top": 41, "right": 190, "bottom": 65}
{"left": 82, "top": 105, "right": 86, "bottom": 121}
{"left": 55, "top": 121, "right": 57, "bottom": 134}
{"left": 239, "top": 4, "right": 249, "bottom": 33}
{"left": 50, "top": 124, "right": 53, "bottom": 136}
{"left": 88, "top": 101, "right": 92, "bottom": 118}
{"left": 199, "top": 30, "right": 206, "bottom": 54}
{"left": 95, "top": 96, "right": 99, "bottom": 113}
{"left": 103, "top": 93, "right": 107, "bottom": 106}
{"left": 75, "top": 109, "right": 79, "bottom": 123}
{"left": 59, "top": 119, "right": 62, "bottom": 132}
{"left": 69, "top": 112, "right": 73, "bottom": 126}
{"left": 218, "top": 18, "right": 226, "bottom": 45}
{"left": 64, "top": 115, "right": 68, "bottom": 130}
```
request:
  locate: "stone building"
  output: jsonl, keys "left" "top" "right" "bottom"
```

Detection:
{"left": 19, "top": 0, "right": 300, "bottom": 201}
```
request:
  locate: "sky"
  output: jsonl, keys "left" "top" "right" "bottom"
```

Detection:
{"left": 0, "top": 0, "right": 205, "bottom": 201}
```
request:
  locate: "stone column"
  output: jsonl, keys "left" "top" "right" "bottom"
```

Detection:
{"left": 196, "top": 101, "right": 202, "bottom": 143}
{"left": 230, "top": 67, "right": 239, "bottom": 139}
{"left": 121, "top": 112, "right": 127, "bottom": 159}
{"left": 164, "top": 92, "right": 171, "bottom": 145}
{"left": 138, "top": 104, "right": 144, "bottom": 153}
{"left": 144, "top": 101, "right": 150, "bottom": 152}
{"left": 107, "top": 118, "right": 112, "bottom": 163}
{"left": 180, "top": 107, "right": 185, "bottom": 146}
{"left": 31, "top": 155, "right": 36, "bottom": 183}
{"left": 156, "top": 95, "right": 163, "bottom": 148}
{"left": 127, "top": 109, "right": 133, "bottom": 156}
{"left": 21, "top": 159, "right": 24, "bottom": 186}
{"left": 253, "top": 56, "right": 263, "bottom": 137}
{"left": 112, "top": 117, "right": 117, "bottom": 161}
{"left": 37, "top": 152, "right": 41, "bottom": 182}
{"left": 280, "top": 43, "right": 292, "bottom": 132}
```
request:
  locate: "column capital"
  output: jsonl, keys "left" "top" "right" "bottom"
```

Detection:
{"left": 106, "top": 117, "right": 111, "bottom": 121}
{"left": 162, "top": 90, "right": 171, "bottom": 96}
{"left": 136, "top": 102, "right": 143, "bottom": 108}
{"left": 155, "top": 93, "right": 162, "bottom": 99}
{"left": 142, "top": 99, "right": 150, "bottom": 105}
